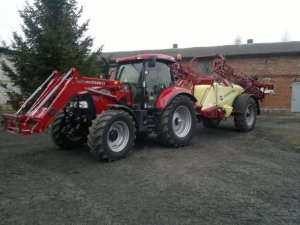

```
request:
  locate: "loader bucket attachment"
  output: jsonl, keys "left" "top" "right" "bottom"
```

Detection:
{"left": 2, "top": 114, "right": 33, "bottom": 135}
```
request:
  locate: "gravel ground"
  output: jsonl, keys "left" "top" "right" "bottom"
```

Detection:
{"left": 0, "top": 115, "right": 300, "bottom": 225}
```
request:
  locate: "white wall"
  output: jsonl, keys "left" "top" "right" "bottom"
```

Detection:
{"left": 0, "top": 53, "right": 20, "bottom": 105}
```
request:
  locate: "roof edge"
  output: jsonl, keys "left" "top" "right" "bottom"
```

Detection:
{"left": 102, "top": 41, "right": 300, "bottom": 59}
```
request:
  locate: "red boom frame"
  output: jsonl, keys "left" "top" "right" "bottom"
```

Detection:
{"left": 173, "top": 54, "right": 273, "bottom": 101}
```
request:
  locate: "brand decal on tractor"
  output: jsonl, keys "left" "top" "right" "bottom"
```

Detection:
{"left": 76, "top": 80, "right": 106, "bottom": 85}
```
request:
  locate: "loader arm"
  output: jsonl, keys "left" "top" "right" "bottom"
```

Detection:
{"left": 2, "top": 68, "right": 123, "bottom": 135}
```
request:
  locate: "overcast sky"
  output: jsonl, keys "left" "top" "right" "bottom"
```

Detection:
{"left": 0, "top": 0, "right": 299, "bottom": 52}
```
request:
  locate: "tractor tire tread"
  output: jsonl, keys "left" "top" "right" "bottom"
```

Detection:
{"left": 87, "top": 109, "right": 135, "bottom": 161}
{"left": 234, "top": 97, "right": 257, "bottom": 132}
{"left": 157, "top": 95, "right": 196, "bottom": 147}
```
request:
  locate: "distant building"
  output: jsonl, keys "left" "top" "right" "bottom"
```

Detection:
{"left": 103, "top": 41, "right": 300, "bottom": 112}
{"left": 0, "top": 47, "right": 20, "bottom": 107}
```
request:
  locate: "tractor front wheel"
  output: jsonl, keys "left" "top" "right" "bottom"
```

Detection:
{"left": 87, "top": 110, "right": 135, "bottom": 161}
{"left": 158, "top": 95, "right": 196, "bottom": 147}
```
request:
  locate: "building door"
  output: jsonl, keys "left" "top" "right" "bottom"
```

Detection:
{"left": 291, "top": 82, "right": 300, "bottom": 112}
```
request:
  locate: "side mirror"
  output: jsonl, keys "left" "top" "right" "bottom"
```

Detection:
{"left": 148, "top": 56, "right": 156, "bottom": 67}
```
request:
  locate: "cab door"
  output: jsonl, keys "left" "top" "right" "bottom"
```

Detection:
{"left": 115, "top": 62, "right": 143, "bottom": 109}
{"left": 144, "top": 61, "right": 174, "bottom": 108}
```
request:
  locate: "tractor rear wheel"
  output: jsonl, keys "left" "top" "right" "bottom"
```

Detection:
{"left": 202, "top": 118, "right": 221, "bottom": 128}
{"left": 234, "top": 97, "right": 257, "bottom": 132}
{"left": 158, "top": 95, "right": 196, "bottom": 147}
{"left": 50, "top": 111, "right": 88, "bottom": 149}
{"left": 87, "top": 110, "right": 135, "bottom": 161}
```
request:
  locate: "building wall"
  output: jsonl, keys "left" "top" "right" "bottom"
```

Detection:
{"left": 225, "top": 55, "right": 300, "bottom": 111}
{"left": 0, "top": 53, "right": 20, "bottom": 105}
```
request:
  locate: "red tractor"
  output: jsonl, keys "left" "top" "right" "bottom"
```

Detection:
{"left": 2, "top": 53, "right": 273, "bottom": 161}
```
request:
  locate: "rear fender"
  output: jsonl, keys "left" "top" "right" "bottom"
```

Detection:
{"left": 155, "top": 87, "right": 197, "bottom": 109}
{"left": 233, "top": 94, "right": 260, "bottom": 115}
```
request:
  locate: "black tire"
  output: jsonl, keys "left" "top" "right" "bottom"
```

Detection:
{"left": 50, "top": 111, "right": 88, "bottom": 149}
{"left": 87, "top": 110, "right": 135, "bottom": 161}
{"left": 202, "top": 118, "right": 221, "bottom": 128}
{"left": 158, "top": 95, "right": 196, "bottom": 147}
{"left": 234, "top": 97, "right": 257, "bottom": 132}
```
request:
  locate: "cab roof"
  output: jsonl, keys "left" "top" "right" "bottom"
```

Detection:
{"left": 116, "top": 53, "right": 176, "bottom": 64}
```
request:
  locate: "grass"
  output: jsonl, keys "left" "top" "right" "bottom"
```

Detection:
{"left": 271, "top": 128, "right": 300, "bottom": 151}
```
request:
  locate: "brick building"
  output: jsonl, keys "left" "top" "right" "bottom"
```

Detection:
{"left": 103, "top": 41, "right": 300, "bottom": 112}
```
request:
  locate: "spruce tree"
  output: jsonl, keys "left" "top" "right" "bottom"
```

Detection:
{"left": 1, "top": 0, "right": 102, "bottom": 108}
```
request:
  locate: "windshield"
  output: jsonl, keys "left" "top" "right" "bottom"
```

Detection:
{"left": 116, "top": 62, "right": 143, "bottom": 83}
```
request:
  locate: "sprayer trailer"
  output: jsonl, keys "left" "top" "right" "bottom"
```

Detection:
{"left": 2, "top": 53, "right": 273, "bottom": 161}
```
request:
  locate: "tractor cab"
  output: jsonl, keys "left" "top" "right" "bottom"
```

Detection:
{"left": 115, "top": 54, "right": 176, "bottom": 110}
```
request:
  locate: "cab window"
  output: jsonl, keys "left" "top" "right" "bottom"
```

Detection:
{"left": 116, "top": 62, "right": 143, "bottom": 83}
{"left": 145, "top": 61, "right": 173, "bottom": 107}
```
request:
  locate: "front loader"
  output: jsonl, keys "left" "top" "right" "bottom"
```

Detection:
{"left": 2, "top": 53, "right": 273, "bottom": 161}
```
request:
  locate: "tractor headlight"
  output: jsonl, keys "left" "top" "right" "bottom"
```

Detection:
{"left": 70, "top": 101, "right": 88, "bottom": 109}
{"left": 78, "top": 101, "right": 88, "bottom": 108}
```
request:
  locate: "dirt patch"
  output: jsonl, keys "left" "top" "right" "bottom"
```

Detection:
{"left": 0, "top": 116, "right": 300, "bottom": 225}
